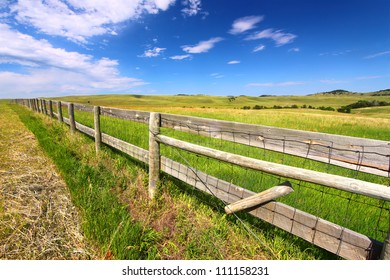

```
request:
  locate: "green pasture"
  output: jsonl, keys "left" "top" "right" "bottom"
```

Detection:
{"left": 53, "top": 93, "right": 390, "bottom": 111}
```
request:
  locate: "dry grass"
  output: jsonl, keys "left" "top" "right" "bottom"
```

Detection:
{"left": 0, "top": 102, "right": 98, "bottom": 259}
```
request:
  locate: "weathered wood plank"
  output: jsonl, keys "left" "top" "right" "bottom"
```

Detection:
{"left": 160, "top": 113, "right": 390, "bottom": 177}
{"left": 94, "top": 106, "right": 101, "bottom": 153}
{"left": 75, "top": 122, "right": 95, "bottom": 137}
{"left": 149, "top": 112, "right": 161, "bottom": 199}
{"left": 225, "top": 182, "right": 293, "bottom": 214}
{"left": 57, "top": 101, "right": 63, "bottom": 122}
{"left": 159, "top": 156, "right": 381, "bottom": 260}
{"left": 100, "top": 107, "right": 150, "bottom": 124}
{"left": 381, "top": 229, "right": 390, "bottom": 259}
{"left": 156, "top": 134, "right": 390, "bottom": 201}
{"left": 73, "top": 103, "right": 94, "bottom": 113}
{"left": 49, "top": 100, "right": 54, "bottom": 118}
{"left": 68, "top": 103, "right": 76, "bottom": 133}
{"left": 60, "top": 101, "right": 70, "bottom": 106}
{"left": 100, "top": 133, "right": 149, "bottom": 163}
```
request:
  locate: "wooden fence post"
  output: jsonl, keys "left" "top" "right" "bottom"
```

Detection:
{"left": 49, "top": 100, "right": 54, "bottom": 118}
{"left": 68, "top": 103, "right": 76, "bottom": 133}
{"left": 94, "top": 106, "right": 101, "bottom": 154}
{"left": 57, "top": 101, "right": 63, "bottom": 122}
{"left": 148, "top": 112, "right": 161, "bottom": 199}
{"left": 43, "top": 100, "right": 48, "bottom": 115}
{"left": 37, "top": 99, "right": 41, "bottom": 113}
{"left": 381, "top": 228, "right": 390, "bottom": 259}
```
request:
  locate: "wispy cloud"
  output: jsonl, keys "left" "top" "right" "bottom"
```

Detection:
{"left": 211, "top": 73, "right": 224, "bottom": 78}
{"left": 253, "top": 44, "right": 265, "bottom": 52}
{"left": 246, "top": 28, "right": 297, "bottom": 46}
{"left": 364, "top": 50, "right": 390, "bottom": 59}
{"left": 170, "top": 54, "right": 192, "bottom": 60}
{"left": 320, "top": 50, "right": 351, "bottom": 56}
{"left": 0, "top": 23, "right": 145, "bottom": 97}
{"left": 10, "top": 0, "right": 176, "bottom": 44}
{"left": 355, "top": 74, "right": 390, "bottom": 80}
{"left": 227, "top": 60, "right": 240, "bottom": 65}
{"left": 319, "top": 79, "right": 348, "bottom": 84}
{"left": 289, "top": 47, "right": 300, "bottom": 52}
{"left": 182, "top": 37, "right": 223, "bottom": 54}
{"left": 182, "top": 0, "right": 202, "bottom": 17}
{"left": 247, "top": 81, "right": 305, "bottom": 87}
{"left": 139, "top": 47, "right": 166, "bottom": 58}
{"left": 229, "top": 15, "right": 264, "bottom": 35}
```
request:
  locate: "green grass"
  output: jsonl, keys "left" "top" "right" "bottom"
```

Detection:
{"left": 10, "top": 102, "right": 339, "bottom": 259}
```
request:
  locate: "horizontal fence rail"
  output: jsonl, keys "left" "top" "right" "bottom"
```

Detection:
{"left": 160, "top": 113, "right": 390, "bottom": 177}
{"left": 14, "top": 98, "right": 390, "bottom": 260}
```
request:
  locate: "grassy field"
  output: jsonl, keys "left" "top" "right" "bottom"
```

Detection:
{"left": 53, "top": 93, "right": 390, "bottom": 140}
{"left": 6, "top": 101, "right": 338, "bottom": 259}
{"left": 53, "top": 93, "right": 390, "bottom": 112}
{"left": 9, "top": 92, "right": 390, "bottom": 259}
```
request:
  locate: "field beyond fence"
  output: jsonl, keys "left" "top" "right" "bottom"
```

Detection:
{"left": 15, "top": 98, "right": 390, "bottom": 260}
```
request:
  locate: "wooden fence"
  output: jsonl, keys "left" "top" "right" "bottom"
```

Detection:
{"left": 14, "top": 98, "right": 390, "bottom": 260}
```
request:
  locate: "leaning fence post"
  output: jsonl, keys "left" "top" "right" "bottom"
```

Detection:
{"left": 43, "top": 100, "right": 48, "bottom": 115}
{"left": 37, "top": 99, "right": 41, "bottom": 113}
{"left": 41, "top": 99, "right": 45, "bottom": 114}
{"left": 57, "top": 101, "right": 63, "bottom": 122}
{"left": 148, "top": 112, "right": 161, "bottom": 199}
{"left": 68, "top": 103, "right": 76, "bottom": 133}
{"left": 94, "top": 106, "right": 101, "bottom": 154}
{"left": 49, "top": 100, "right": 54, "bottom": 118}
{"left": 381, "top": 227, "right": 390, "bottom": 259}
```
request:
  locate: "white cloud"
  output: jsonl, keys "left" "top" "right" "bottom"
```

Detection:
{"left": 227, "top": 60, "right": 240, "bottom": 65}
{"left": 210, "top": 73, "right": 224, "bottom": 78}
{"left": 182, "top": 37, "right": 223, "bottom": 54}
{"left": 0, "top": 23, "right": 146, "bottom": 97}
{"left": 229, "top": 15, "right": 264, "bottom": 35}
{"left": 170, "top": 54, "right": 192, "bottom": 60}
{"left": 247, "top": 81, "right": 305, "bottom": 87}
{"left": 253, "top": 44, "right": 265, "bottom": 52}
{"left": 10, "top": 0, "right": 176, "bottom": 44}
{"left": 289, "top": 47, "right": 300, "bottom": 52}
{"left": 364, "top": 50, "right": 390, "bottom": 59}
{"left": 246, "top": 28, "right": 297, "bottom": 46}
{"left": 140, "top": 47, "right": 166, "bottom": 57}
{"left": 182, "top": 0, "right": 202, "bottom": 17}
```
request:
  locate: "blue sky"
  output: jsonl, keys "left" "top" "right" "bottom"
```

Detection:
{"left": 0, "top": 0, "right": 389, "bottom": 98}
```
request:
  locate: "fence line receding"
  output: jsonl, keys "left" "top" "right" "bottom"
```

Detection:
{"left": 14, "top": 98, "right": 390, "bottom": 260}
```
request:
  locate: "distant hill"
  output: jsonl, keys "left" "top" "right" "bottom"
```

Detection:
{"left": 309, "top": 89, "right": 357, "bottom": 96}
{"left": 370, "top": 89, "right": 390, "bottom": 96}
{"left": 310, "top": 89, "right": 390, "bottom": 96}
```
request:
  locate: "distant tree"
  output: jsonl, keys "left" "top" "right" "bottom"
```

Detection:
{"left": 253, "top": 105, "right": 265, "bottom": 110}
{"left": 227, "top": 96, "right": 236, "bottom": 102}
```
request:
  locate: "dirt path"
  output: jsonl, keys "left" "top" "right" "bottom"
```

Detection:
{"left": 0, "top": 102, "right": 97, "bottom": 259}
